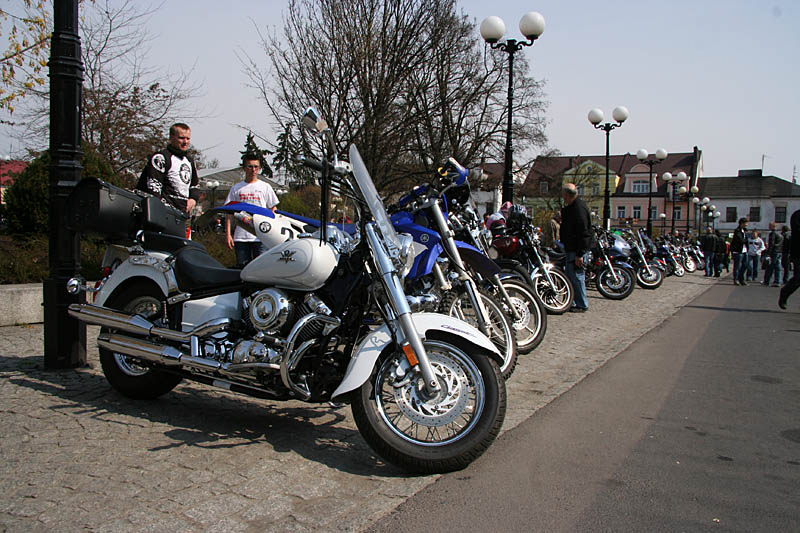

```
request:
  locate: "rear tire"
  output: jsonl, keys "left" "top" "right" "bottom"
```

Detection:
{"left": 98, "top": 284, "right": 182, "bottom": 400}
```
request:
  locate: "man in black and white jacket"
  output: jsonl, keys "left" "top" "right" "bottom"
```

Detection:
{"left": 136, "top": 122, "right": 199, "bottom": 214}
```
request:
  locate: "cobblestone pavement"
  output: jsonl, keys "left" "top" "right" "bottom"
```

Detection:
{"left": 0, "top": 272, "right": 723, "bottom": 532}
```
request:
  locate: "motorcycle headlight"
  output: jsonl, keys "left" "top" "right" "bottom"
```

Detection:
{"left": 487, "top": 246, "right": 499, "bottom": 260}
{"left": 396, "top": 233, "right": 417, "bottom": 277}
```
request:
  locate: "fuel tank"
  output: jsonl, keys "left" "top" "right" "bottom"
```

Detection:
{"left": 241, "top": 237, "right": 338, "bottom": 290}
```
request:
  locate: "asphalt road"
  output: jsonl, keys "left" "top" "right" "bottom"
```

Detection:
{"left": 369, "top": 280, "right": 800, "bottom": 532}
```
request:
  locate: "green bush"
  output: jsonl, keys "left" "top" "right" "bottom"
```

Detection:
{"left": 4, "top": 146, "right": 118, "bottom": 235}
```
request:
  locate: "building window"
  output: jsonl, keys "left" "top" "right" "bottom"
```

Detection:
{"left": 617, "top": 206, "right": 626, "bottom": 218}
{"left": 673, "top": 206, "right": 682, "bottom": 221}
{"left": 540, "top": 181, "right": 549, "bottom": 194}
{"left": 775, "top": 206, "right": 787, "bottom": 223}
{"left": 632, "top": 206, "right": 642, "bottom": 219}
{"left": 726, "top": 206, "right": 737, "bottom": 223}
{"left": 591, "top": 183, "right": 600, "bottom": 196}
{"left": 577, "top": 184, "right": 585, "bottom": 196}
{"left": 749, "top": 206, "right": 760, "bottom": 222}
{"left": 631, "top": 180, "right": 649, "bottom": 194}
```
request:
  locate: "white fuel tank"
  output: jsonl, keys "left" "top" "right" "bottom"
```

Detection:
{"left": 241, "top": 237, "right": 338, "bottom": 290}
{"left": 252, "top": 212, "right": 312, "bottom": 251}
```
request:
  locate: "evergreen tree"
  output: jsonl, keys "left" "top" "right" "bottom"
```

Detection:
{"left": 240, "top": 131, "right": 273, "bottom": 179}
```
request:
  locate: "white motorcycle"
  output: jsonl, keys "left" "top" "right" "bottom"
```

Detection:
{"left": 64, "top": 108, "right": 506, "bottom": 474}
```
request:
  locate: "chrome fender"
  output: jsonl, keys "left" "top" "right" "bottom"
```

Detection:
{"left": 93, "top": 254, "right": 173, "bottom": 307}
{"left": 331, "top": 312, "right": 501, "bottom": 400}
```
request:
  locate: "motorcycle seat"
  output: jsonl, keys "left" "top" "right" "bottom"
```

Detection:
{"left": 174, "top": 246, "right": 242, "bottom": 291}
{"left": 141, "top": 231, "right": 205, "bottom": 254}
{"left": 545, "top": 247, "right": 566, "bottom": 262}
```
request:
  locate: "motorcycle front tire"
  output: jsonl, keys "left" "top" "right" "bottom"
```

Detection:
{"left": 499, "top": 279, "right": 547, "bottom": 354}
{"left": 440, "top": 288, "right": 518, "bottom": 380}
{"left": 532, "top": 266, "right": 574, "bottom": 315}
{"left": 596, "top": 265, "right": 635, "bottom": 300}
{"left": 635, "top": 264, "right": 664, "bottom": 289}
{"left": 351, "top": 339, "right": 506, "bottom": 474}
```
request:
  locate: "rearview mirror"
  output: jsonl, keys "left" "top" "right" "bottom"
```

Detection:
{"left": 302, "top": 107, "right": 328, "bottom": 134}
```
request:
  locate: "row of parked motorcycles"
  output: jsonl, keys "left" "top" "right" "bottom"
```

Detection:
{"left": 61, "top": 107, "right": 704, "bottom": 475}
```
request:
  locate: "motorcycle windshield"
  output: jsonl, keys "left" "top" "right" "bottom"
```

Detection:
{"left": 349, "top": 144, "right": 402, "bottom": 252}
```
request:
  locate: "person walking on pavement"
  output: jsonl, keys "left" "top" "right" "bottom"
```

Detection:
{"left": 560, "top": 183, "right": 592, "bottom": 313}
{"left": 731, "top": 218, "right": 748, "bottom": 285}
{"left": 746, "top": 230, "right": 766, "bottom": 281}
{"left": 699, "top": 226, "right": 717, "bottom": 277}
{"left": 781, "top": 224, "right": 791, "bottom": 284}
{"left": 225, "top": 153, "right": 279, "bottom": 268}
{"left": 778, "top": 209, "right": 800, "bottom": 309}
{"left": 762, "top": 222, "right": 783, "bottom": 286}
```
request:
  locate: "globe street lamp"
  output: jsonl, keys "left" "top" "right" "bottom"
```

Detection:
{"left": 589, "top": 106, "right": 629, "bottom": 230}
{"left": 207, "top": 180, "right": 220, "bottom": 208}
{"left": 636, "top": 148, "right": 667, "bottom": 236}
{"left": 481, "top": 12, "right": 545, "bottom": 204}
{"left": 711, "top": 210, "right": 721, "bottom": 230}
{"left": 662, "top": 171, "right": 687, "bottom": 235}
{"left": 698, "top": 196, "right": 710, "bottom": 232}
{"left": 686, "top": 185, "right": 699, "bottom": 235}
{"left": 659, "top": 212, "right": 667, "bottom": 235}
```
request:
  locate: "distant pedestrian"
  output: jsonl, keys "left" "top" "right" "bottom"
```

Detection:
{"left": 544, "top": 212, "right": 561, "bottom": 248}
{"left": 699, "top": 227, "right": 716, "bottom": 277}
{"left": 781, "top": 224, "right": 791, "bottom": 283}
{"left": 560, "top": 183, "right": 592, "bottom": 313}
{"left": 731, "top": 218, "right": 748, "bottom": 285}
{"left": 778, "top": 209, "right": 800, "bottom": 309}
{"left": 762, "top": 222, "right": 783, "bottom": 286}
{"left": 746, "top": 231, "right": 765, "bottom": 281}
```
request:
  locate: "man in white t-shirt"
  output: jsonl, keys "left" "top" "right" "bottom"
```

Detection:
{"left": 225, "top": 154, "right": 279, "bottom": 267}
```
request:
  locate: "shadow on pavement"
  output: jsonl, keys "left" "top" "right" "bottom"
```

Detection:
{"left": 684, "top": 304, "right": 795, "bottom": 315}
{"left": 1, "top": 353, "right": 409, "bottom": 479}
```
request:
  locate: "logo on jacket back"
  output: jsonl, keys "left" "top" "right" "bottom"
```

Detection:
{"left": 179, "top": 163, "right": 191, "bottom": 184}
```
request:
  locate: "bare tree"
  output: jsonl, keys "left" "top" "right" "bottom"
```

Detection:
{"left": 241, "top": 0, "right": 548, "bottom": 195}
{"left": 7, "top": 0, "right": 202, "bottom": 182}
{"left": 0, "top": 1, "right": 50, "bottom": 118}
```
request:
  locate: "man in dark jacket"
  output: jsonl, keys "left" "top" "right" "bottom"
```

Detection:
{"left": 699, "top": 226, "right": 717, "bottom": 277}
{"left": 778, "top": 209, "right": 800, "bottom": 309}
{"left": 730, "top": 217, "right": 748, "bottom": 285}
{"left": 762, "top": 222, "right": 783, "bottom": 286}
{"left": 136, "top": 123, "right": 200, "bottom": 214}
{"left": 781, "top": 225, "right": 791, "bottom": 283}
{"left": 560, "top": 183, "right": 592, "bottom": 312}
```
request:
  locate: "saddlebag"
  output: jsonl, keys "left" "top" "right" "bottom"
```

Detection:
{"left": 67, "top": 178, "right": 186, "bottom": 240}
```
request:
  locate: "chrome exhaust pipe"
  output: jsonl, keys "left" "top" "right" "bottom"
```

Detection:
{"left": 98, "top": 332, "right": 223, "bottom": 372}
{"left": 68, "top": 303, "right": 231, "bottom": 341}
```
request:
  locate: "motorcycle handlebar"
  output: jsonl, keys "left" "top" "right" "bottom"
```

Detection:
{"left": 298, "top": 155, "right": 348, "bottom": 176}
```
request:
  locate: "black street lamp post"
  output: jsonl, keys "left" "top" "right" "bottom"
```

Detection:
{"left": 636, "top": 148, "right": 667, "bottom": 236}
{"left": 697, "top": 196, "right": 710, "bottom": 233}
{"left": 481, "top": 12, "right": 545, "bottom": 204}
{"left": 662, "top": 171, "right": 687, "bottom": 235}
{"left": 588, "top": 106, "right": 629, "bottom": 230}
{"left": 43, "top": 0, "right": 86, "bottom": 368}
{"left": 687, "top": 185, "right": 699, "bottom": 236}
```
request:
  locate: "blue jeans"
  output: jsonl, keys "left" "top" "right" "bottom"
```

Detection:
{"left": 234, "top": 241, "right": 264, "bottom": 268}
{"left": 704, "top": 251, "right": 715, "bottom": 276}
{"left": 732, "top": 252, "right": 746, "bottom": 283}
{"left": 763, "top": 254, "right": 782, "bottom": 285}
{"left": 566, "top": 251, "right": 588, "bottom": 310}
{"left": 746, "top": 255, "right": 760, "bottom": 280}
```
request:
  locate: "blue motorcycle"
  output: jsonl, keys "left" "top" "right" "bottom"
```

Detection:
{"left": 388, "top": 159, "right": 545, "bottom": 378}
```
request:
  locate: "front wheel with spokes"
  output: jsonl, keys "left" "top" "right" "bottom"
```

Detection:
{"left": 440, "top": 288, "right": 518, "bottom": 379}
{"left": 351, "top": 340, "right": 506, "bottom": 474}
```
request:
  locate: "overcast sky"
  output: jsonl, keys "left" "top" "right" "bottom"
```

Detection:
{"left": 4, "top": 0, "right": 798, "bottom": 181}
